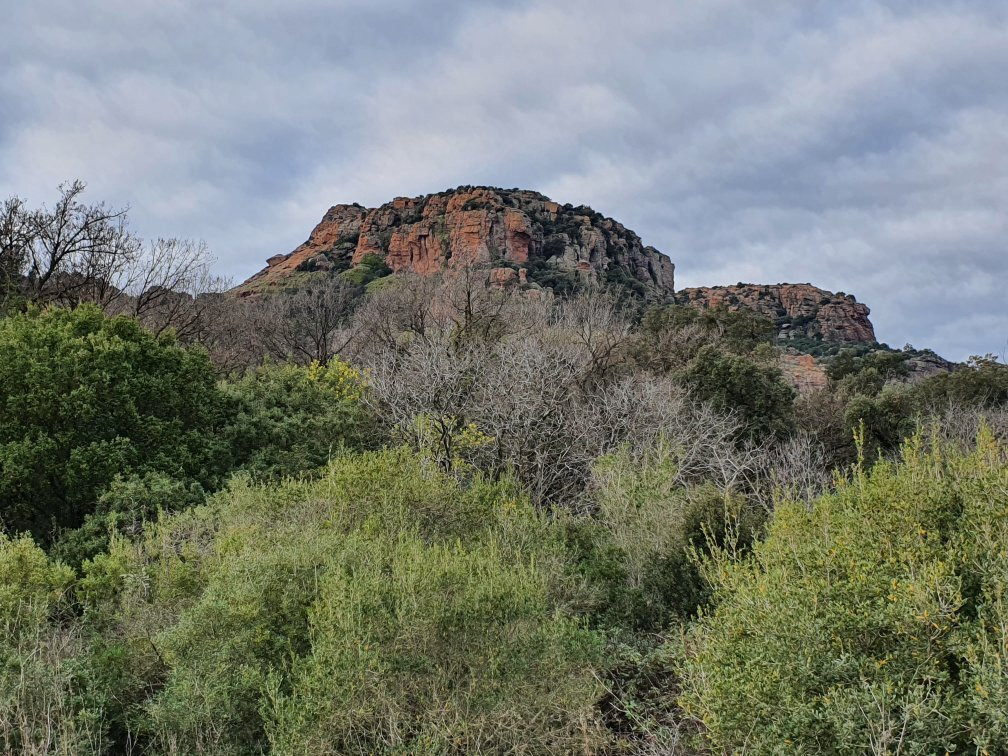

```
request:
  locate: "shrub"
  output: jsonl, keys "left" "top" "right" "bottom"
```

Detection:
{"left": 221, "top": 359, "right": 374, "bottom": 480}
{"left": 680, "top": 345, "right": 796, "bottom": 441}
{"left": 679, "top": 429, "right": 1008, "bottom": 753}
{"left": 575, "top": 443, "right": 756, "bottom": 632}
{"left": 340, "top": 252, "right": 392, "bottom": 287}
{"left": 0, "top": 305, "right": 231, "bottom": 543}
{"left": 0, "top": 534, "right": 97, "bottom": 753}
{"left": 82, "top": 449, "right": 603, "bottom": 754}
{"left": 912, "top": 355, "right": 1008, "bottom": 409}
{"left": 265, "top": 534, "right": 602, "bottom": 753}
{"left": 51, "top": 472, "right": 206, "bottom": 569}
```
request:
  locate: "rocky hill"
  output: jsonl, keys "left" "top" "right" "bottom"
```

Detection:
{"left": 676, "top": 283, "right": 876, "bottom": 345}
{"left": 239, "top": 186, "right": 675, "bottom": 299}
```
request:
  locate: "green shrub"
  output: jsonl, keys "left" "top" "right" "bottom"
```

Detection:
{"left": 0, "top": 534, "right": 97, "bottom": 753}
{"left": 679, "top": 429, "right": 1008, "bottom": 753}
{"left": 221, "top": 359, "right": 375, "bottom": 480}
{"left": 0, "top": 305, "right": 231, "bottom": 543}
{"left": 574, "top": 443, "right": 756, "bottom": 633}
{"left": 913, "top": 355, "right": 1008, "bottom": 409}
{"left": 637, "top": 305, "right": 777, "bottom": 359}
{"left": 51, "top": 472, "right": 206, "bottom": 569}
{"left": 82, "top": 449, "right": 602, "bottom": 754}
{"left": 680, "top": 345, "right": 796, "bottom": 441}
{"left": 265, "top": 533, "right": 602, "bottom": 753}
{"left": 340, "top": 252, "right": 392, "bottom": 286}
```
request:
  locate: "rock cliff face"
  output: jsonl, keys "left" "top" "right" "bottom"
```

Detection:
{"left": 778, "top": 350, "right": 831, "bottom": 392}
{"left": 676, "top": 283, "right": 876, "bottom": 344}
{"left": 239, "top": 187, "right": 675, "bottom": 298}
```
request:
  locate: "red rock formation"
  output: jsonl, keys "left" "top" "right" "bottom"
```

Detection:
{"left": 778, "top": 350, "right": 831, "bottom": 393}
{"left": 676, "top": 283, "right": 876, "bottom": 345}
{"left": 238, "top": 186, "right": 675, "bottom": 297}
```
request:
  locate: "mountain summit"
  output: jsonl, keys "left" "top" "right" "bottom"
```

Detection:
{"left": 238, "top": 186, "right": 675, "bottom": 298}
{"left": 238, "top": 185, "right": 890, "bottom": 352}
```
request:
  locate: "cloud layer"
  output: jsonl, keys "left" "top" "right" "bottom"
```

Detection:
{"left": 2, "top": 0, "right": 1006, "bottom": 359}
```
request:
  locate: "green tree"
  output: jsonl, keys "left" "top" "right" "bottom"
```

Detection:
{"left": 912, "top": 354, "right": 1008, "bottom": 409}
{"left": 0, "top": 305, "right": 230, "bottom": 543}
{"left": 680, "top": 345, "right": 796, "bottom": 441}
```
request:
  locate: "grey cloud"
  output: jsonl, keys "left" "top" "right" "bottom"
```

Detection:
{"left": 1, "top": 0, "right": 1005, "bottom": 360}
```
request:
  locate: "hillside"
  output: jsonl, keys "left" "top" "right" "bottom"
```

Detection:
{"left": 239, "top": 186, "right": 676, "bottom": 299}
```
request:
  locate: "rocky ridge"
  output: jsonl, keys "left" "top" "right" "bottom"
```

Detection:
{"left": 239, "top": 186, "right": 675, "bottom": 298}
{"left": 676, "top": 283, "right": 876, "bottom": 345}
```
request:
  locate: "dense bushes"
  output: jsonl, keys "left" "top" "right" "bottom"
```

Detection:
{"left": 575, "top": 443, "right": 758, "bottom": 633}
{"left": 3, "top": 285, "right": 1008, "bottom": 753}
{"left": 0, "top": 535, "right": 96, "bottom": 753}
{"left": 0, "top": 305, "right": 379, "bottom": 554}
{"left": 679, "top": 430, "right": 1008, "bottom": 753}
{"left": 79, "top": 450, "right": 604, "bottom": 753}
{"left": 0, "top": 305, "right": 230, "bottom": 544}
{"left": 222, "top": 359, "right": 374, "bottom": 479}
{"left": 631, "top": 305, "right": 796, "bottom": 441}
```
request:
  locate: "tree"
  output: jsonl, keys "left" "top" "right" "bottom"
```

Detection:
{"left": 2, "top": 182, "right": 227, "bottom": 336}
{"left": 0, "top": 305, "right": 230, "bottom": 543}
{"left": 252, "top": 275, "right": 359, "bottom": 365}
{"left": 0, "top": 197, "right": 32, "bottom": 312}
{"left": 221, "top": 359, "right": 374, "bottom": 479}
{"left": 679, "top": 345, "right": 796, "bottom": 441}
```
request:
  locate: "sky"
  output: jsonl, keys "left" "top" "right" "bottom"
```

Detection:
{"left": 1, "top": 0, "right": 1006, "bottom": 360}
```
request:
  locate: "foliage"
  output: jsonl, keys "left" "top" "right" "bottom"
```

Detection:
{"left": 265, "top": 534, "right": 602, "bottom": 753}
{"left": 913, "top": 354, "right": 1008, "bottom": 409}
{"left": 0, "top": 305, "right": 230, "bottom": 544}
{"left": 221, "top": 359, "right": 374, "bottom": 480}
{"left": 679, "top": 429, "right": 1008, "bottom": 753}
{"left": 81, "top": 449, "right": 603, "bottom": 754}
{"left": 0, "top": 534, "right": 99, "bottom": 754}
{"left": 51, "top": 472, "right": 206, "bottom": 569}
{"left": 573, "top": 443, "right": 757, "bottom": 633}
{"left": 340, "top": 252, "right": 392, "bottom": 287}
{"left": 680, "top": 345, "right": 796, "bottom": 441}
{"left": 827, "top": 347, "right": 910, "bottom": 383}
{"left": 635, "top": 304, "right": 776, "bottom": 366}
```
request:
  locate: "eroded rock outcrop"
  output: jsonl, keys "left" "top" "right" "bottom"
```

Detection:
{"left": 239, "top": 187, "right": 675, "bottom": 298}
{"left": 676, "top": 283, "right": 876, "bottom": 345}
{"left": 778, "top": 350, "right": 831, "bottom": 392}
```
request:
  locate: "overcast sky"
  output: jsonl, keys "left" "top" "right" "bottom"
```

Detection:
{"left": 2, "top": 0, "right": 1005, "bottom": 360}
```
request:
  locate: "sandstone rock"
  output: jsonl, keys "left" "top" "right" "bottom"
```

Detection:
{"left": 487, "top": 267, "right": 518, "bottom": 288}
{"left": 237, "top": 186, "right": 675, "bottom": 299}
{"left": 779, "top": 350, "right": 830, "bottom": 393}
{"left": 676, "top": 283, "right": 876, "bottom": 345}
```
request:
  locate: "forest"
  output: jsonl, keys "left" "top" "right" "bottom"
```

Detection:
{"left": 3, "top": 185, "right": 1008, "bottom": 754}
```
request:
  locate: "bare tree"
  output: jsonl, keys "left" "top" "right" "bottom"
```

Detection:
{"left": 112, "top": 238, "right": 226, "bottom": 338}
{"left": 364, "top": 285, "right": 749, "bottom": 508}
{"left": 744, "top": 432, "right": 831, "bottom": 513}
{"left": 2, "top": 182, "right": 229, "bottom": 341}
{"left": 921, "top": 402, "right": 1008, "bottom": 451}
{"left": 553, "top": 287, "right": 632, "bottom": 391}
{"left": 0, "top": 197, "right": 32, "bottom": 309}
{"left": 252, "top": 275, "right": 359, "bottom": 365}
{"left": 348, "top": 273, "right": 441, "bottom": 359}
{"left": 18, "top": 180, "right": 137, "bottom": 305}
